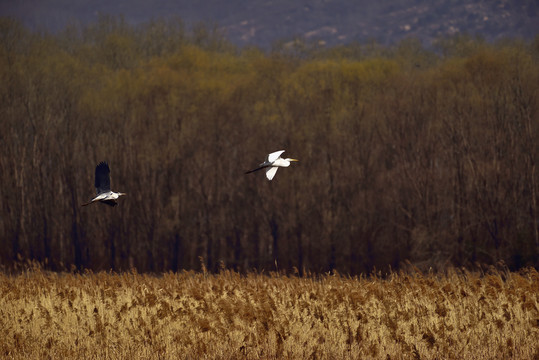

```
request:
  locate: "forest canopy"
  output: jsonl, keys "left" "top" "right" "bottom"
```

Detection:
{"left": 1, "top": 16, "right": 538, "bottom": 274}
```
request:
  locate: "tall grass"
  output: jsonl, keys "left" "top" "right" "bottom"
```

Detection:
{"left": 1, "top": 266, "right": 538, "bottom": 359}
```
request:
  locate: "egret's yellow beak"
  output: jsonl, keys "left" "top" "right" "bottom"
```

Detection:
{"left": 290, "top": 159, "right": 299, "bottom": 162}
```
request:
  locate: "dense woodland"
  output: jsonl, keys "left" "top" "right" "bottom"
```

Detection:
{"left": 1, "top": 16, "right": 538, "bottom": 274}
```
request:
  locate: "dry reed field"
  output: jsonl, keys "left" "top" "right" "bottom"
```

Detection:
{"left": 0, "top": 266, "right": 538, "bottom": 359}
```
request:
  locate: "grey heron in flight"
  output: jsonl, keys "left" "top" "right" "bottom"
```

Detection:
{"left": 245, "top": 150, "right": 299, "bottom": 180}
{"left": 82, "top": 162, "right": 126, "bottom": 207}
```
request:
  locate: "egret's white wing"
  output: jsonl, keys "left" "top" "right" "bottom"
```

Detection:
{"left": 267, "top": 150, "right": 285, "bottom": 163}
{"left": 265, "top": 167, "right": 279, "bottom": 180}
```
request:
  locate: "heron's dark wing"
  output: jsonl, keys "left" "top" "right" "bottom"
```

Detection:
{"left": 95, "top": 162, "right": 111, "bottom": 194}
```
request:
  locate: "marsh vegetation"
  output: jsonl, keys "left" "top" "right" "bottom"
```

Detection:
{"left": 1, "top": 266, "right": 538, "bottom": 359}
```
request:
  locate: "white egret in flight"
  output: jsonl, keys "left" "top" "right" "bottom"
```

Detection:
{"left": 82, "top": 162, "right": 126, "bottom": 207}
{"left": 245, "top": 150, "right": 299, "bottom": 180}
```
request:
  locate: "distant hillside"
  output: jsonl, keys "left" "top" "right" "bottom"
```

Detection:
{"left": 1, "top": 0, "right": 538, "bottom": 48}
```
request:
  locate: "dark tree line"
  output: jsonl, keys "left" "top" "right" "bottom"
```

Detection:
{"left": 1, "top": 17, "right": 538, "bottom": 273}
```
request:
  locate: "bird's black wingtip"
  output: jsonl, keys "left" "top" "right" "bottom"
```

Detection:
{"left": 96, "top": 161, "right": 111, "bottom": 172}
